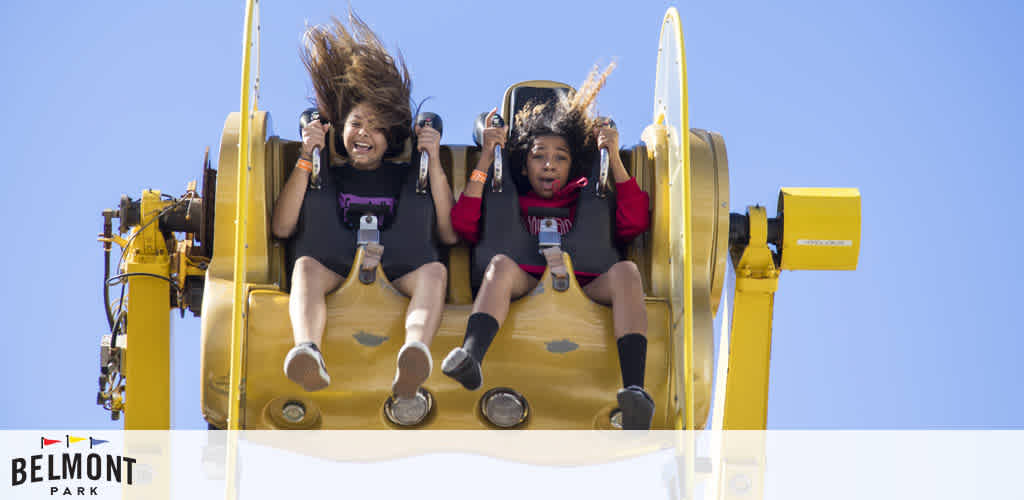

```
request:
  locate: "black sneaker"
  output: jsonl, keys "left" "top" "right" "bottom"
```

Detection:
{"left": 283, "top": 343, "right": 330, "bottom": 392}
{"left": 441, "top": 347, "right": 482, "bottom": 391}
{"left": 617, "top": 385, "right": 655, "bottom": 430}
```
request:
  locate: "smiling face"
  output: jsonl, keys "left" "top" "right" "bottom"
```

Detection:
{"left": 342, "top": 102, "right": 389, "bottom": 170}
{"left": 523, "top": 135, "right": 572, "bottom": 199}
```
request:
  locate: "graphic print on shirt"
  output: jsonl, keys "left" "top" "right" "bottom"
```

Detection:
{"left": 524, "top": 215, "right": 573, "bottom": 235}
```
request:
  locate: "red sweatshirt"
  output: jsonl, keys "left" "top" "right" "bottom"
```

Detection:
{"left": 451, "top": 176, "right": 651, "bottom": 282}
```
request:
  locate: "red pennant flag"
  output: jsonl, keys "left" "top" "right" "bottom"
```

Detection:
{"left": 42, "top": 437, "right": 62, "bottom": 447}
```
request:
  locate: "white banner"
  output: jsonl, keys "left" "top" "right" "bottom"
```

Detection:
{"left": 2, "top": 431, "right": 1019, "bottom": 499}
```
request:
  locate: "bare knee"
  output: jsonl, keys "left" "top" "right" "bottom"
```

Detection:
{"left": 420, "top": 261, "right": 448, "bottom": 288}
{"left": 290, "top": 256, "right": 337, "bottom": 295}
{"left": 484, "top": 254, "right": 518, "bottom": 280}
{"left": 291, "top": 257, "right": 319, "bottom": 287}
{"left": 609, "top": 261, "right": 643, "bottom": 291}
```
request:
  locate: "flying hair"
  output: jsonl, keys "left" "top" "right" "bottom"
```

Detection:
{"left": 300, "top": 10, "right": 413, "bottom": 151}
{"left": 510, "top": 62, "right": 617, "bottom": 180}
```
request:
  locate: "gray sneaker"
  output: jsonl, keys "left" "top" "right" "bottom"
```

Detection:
{"left": 392, "top": 341, "right": 433, "bottom": 399}
{"left": 283, "top": 343, "right": 330, "bottom": 392}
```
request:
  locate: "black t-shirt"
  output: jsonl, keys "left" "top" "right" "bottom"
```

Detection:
{"left": 331, "top": 161, "right": 407, "bottom": 228}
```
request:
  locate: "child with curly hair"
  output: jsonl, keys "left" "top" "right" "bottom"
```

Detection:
{"left": 444, "top": 64, "right": 655, "bottom": 429}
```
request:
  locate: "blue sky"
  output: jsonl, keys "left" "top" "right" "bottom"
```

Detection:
{"left": 0, "top": 0, "right": 1020, "bottom": 429}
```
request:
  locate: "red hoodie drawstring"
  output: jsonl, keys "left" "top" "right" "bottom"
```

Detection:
{"left": 551, "top": 176, "right": 588, "bottom": 198}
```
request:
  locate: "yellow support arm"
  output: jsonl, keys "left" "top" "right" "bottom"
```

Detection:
{"left": 722, "top": 206, "right": 778, "bottom": 430}
{"left": 123, "top": 190, "right": 173, "bottom": 430}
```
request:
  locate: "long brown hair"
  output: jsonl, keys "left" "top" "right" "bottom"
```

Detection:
{"left": 301, "top": 10, "right": 412, "bottom": 153}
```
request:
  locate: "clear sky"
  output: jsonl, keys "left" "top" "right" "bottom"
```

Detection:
{"left": 1, "top": 0, "right": 1021, "bottom": 430}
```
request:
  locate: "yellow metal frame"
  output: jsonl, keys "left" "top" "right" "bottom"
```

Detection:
{"left": 227, "top": 0, "right": 258, "bottom": 433}
{"left": 722, "top": 206, "right": 779, "bottom": 429}
{"left": 122, "top": 190, "right": 173, "bottom": 429}
{"left": 653, "top": 7, "right": 696, "bottom": 430}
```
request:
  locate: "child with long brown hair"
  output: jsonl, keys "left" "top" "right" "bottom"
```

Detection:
{"left": 444, "top": 64, "right": 656, "bottom": 429}
{"left": 271, "top": 12, "right": 457, "bottom": 401}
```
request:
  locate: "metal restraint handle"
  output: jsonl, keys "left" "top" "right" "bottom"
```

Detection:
{"left": 300, "top": 108, "right": 327, "bottom": 190}
{"left": 490, "top": 113, "right": 505, "bottom": 192}
{"left": 596, "top": 117, "right": 617, "bottom": 198}
{"left": 415, "top": 112, "right": 444, "bottom": 194}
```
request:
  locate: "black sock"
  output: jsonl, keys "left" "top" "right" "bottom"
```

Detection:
{"left": 617, "top": 333, "right": 647, "bottom": 389}
{"left": 463, "top": 313, "right": 500, "bottom": 363}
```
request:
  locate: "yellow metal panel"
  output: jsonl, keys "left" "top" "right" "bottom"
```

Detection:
{"left": 123, "top": 190, "right": 172, "bottom": 430}
{"left": 208, "top": 111, "right": 272, "bottom": 284}
{"left": 778, "top": 187, "right": 861, "bottom": 271}
{"left": 202, "top": 252, "right": 678, "bottom": 429}
{"left": 123, "top": 261, "right": 171, "bottom": 430}
{"left": 721, "top": 289, "right": 774, "bottom": 429}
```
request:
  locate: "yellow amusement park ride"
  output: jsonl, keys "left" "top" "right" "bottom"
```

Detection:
{"left": 95, "top": 6, "right": 860, "bottom": 433}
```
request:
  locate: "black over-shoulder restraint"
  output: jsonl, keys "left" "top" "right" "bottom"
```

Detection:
{"left": 286, "top": 151, "right": 442, "bottom": 286}
{"left": 470, "top": 151, "right": 622, "bottom": 292}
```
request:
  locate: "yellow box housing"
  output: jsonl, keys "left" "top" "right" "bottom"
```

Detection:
{"left": 777, "top": 187, "right": 861, "bottom": 271}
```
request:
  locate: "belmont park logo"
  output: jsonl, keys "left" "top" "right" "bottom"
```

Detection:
{"left": 10, "top": 435, "right": 136, "bottom": 496}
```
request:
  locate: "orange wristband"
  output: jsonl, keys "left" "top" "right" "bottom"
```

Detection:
{"left": 295, "top": 158, "right": 313, "bottom": 173}
{"left": 470, "top": 169, "right": 487, "bottom": 183}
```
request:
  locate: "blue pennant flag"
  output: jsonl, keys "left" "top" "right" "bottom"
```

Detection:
{"left": 89, "top": 437, "right": 109, "bottom": 448}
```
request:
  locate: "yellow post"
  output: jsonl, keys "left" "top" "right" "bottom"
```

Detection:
{"left": 224, "top": 2, "right": 257, "bottom": 499}
{"left": 120, "top": 190, "right": 173, "bottom": 500}
{"left": 123, "top": 190, "right": 172, "bottom": 430}
{"left": 227, "top": 0, "right": 257, "bottom": 432}
{"left": 722, "top": 206, "right": 778, "bottom": 430}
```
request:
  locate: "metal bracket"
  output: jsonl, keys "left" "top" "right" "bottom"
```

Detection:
{"left": 537, "top": 217, "right": 561, "bottom": 250}
{"left": 357, "top": 215, "right": 380, "bottom": 246}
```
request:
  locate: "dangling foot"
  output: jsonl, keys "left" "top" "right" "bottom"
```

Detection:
{"left": 617, "top": 385, "right": 655, "bottom": 430}
{"left": 441, "top": 347, "right": 482, "bottom": 391}
{"left": 283, "top": 342, "right": 331, "bottom": 392}
{"left": 392, "top": 341, "right": 433, "bottom": 399}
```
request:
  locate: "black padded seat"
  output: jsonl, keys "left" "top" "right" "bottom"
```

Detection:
{"left": 471, "top": 151, "right": 622, "bottom": 292}
{"left": 286, "top": 138, "right": 442, "bottom": 286}
{"left": 508, "top": 86, "right": 570, "bottom": 125}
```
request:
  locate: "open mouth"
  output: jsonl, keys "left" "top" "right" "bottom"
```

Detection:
{"left": 352, "top": 142, "right": 374, "bottom": 154}
{"left": 539, "top": 178, "right": 559, "bottom": 191}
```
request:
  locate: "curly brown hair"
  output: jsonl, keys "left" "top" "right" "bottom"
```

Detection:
{"left": 301, "top": 10, "right": 412, "bottom": 155}
{"left": 509, "top": 62, "right": 616, "bottom": 181}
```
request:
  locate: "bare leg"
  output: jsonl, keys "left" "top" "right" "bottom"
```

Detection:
{"left": 392, "top": 261, "right": 448, "bottom": 347}
{"left": 582, "top": 260, "right": 653, "bottom": 429}
{"left": 582, "top": 260, "right": 647, "bottom": 338}
{"left": 390, "top": 262, "right": 448, "bottom": 398}
{"left": 472, "top": 254, "right": 538, "bottom": 326}
{"left": 288, "top": 256, "right": 345, "bottom": 346}
{"left": 285, "top": 256, "right": 344, "bottom": 391}
{"left": 442, "top": 255, "right": 537, "bottom": 390}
